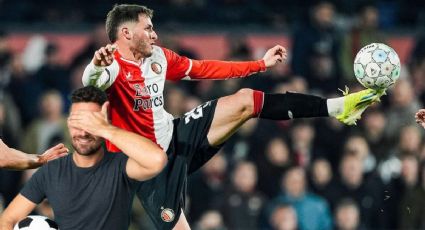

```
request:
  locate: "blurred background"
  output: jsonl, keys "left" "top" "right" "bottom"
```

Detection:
{"left": 1, "top": 0, "right": 425, "bottom": 229}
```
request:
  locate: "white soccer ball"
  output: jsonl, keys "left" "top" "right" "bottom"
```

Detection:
{"left": 353, "top": 43, "right": 401, "bottom": 89}
{"left": 14, "top": 215, "right": 59, "bottom": 230}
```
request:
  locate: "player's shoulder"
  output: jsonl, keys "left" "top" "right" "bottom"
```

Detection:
{"left": 152, "top": 45, "right": 167, "bottom": 56}
{"left": 48, "top": 154, "right": 71, "bottom": 166}
{"left": 38, "top": 154, "right": 71, "bottom": 173}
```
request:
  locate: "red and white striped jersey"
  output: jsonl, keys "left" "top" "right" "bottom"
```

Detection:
{"left": 82, "top": 45, "right": 266, "bottom": 152}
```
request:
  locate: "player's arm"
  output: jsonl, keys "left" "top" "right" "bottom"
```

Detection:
{"left": 0, "top": 139, "right": 68, "bottom": 170}
{"left": 0, "top": 194, "right": 37, "bottom": 229}
{"left": 82, "top": 44, "right": 120, "bottom": 90}
{"left": 165, "top": 45, "right": 287, "bottom": 81}
{"left": 67, "top": 102, "right": 167, "bottom": 181}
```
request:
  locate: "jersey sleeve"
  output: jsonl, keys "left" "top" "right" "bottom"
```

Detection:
{"left": 20, "top": 167, "right": 47, "bottom": 204}
{"left": 187, "top": 59, "right": 266, "bottom": 80}
{"left": 162, "top": 47, "right": 266, "bottom": 81}
{"left": 82, "top": 59, "right": 120, "bottom": 90}
{"left": 163, "top": 47, "right": 192, "bottom": 81}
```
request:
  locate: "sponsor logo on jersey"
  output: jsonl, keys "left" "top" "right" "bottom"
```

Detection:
{"left": 151, "top": 62, "right": 162, "bottom": 74}
{"left": 133, "top": 95, "right": 164, "bottom": 111}
{"left": 160, "top": 208, "right": 175, "bottom": 223}
{"left": 133, "top": 83, "right": 164, "bottom": 111}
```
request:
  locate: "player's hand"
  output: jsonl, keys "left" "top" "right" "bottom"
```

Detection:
{"left": 93, "top": 44, "right": 116, "bottom": 67}
{"left": 262, "top": 45, "right": 287, "bottom": 68}
{"left": 37, "top": 143, "right": 69, "bottom": 165}
{"left": 415, "top": 109, "right": 425, "bottom": 129}
{"left": 68, "top": 102, "right": 111, "bottom": 137}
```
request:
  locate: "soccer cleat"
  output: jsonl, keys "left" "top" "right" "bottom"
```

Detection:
{"left": 336, "top": 86, "right": 385, "bottom": 125}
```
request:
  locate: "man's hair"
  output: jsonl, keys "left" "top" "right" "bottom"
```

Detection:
{"left": 106, "top": 4, "right": 154, "bottom": 42}
{"left": 71, "top": 86, "right": 107, "bottom": 105}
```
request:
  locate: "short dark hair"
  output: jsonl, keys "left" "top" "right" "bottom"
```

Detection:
{"left": 106, "top": 4, "right": 154, "bottom": 42}
{"left": 71, "top": 86, "right": 107, "bottom": 106}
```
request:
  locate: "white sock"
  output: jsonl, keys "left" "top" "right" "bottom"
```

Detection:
{"left": 327, "top": 97, "right": 345, "bottom": 117}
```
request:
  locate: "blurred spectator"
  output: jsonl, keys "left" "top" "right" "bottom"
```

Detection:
{"left": 0, "top": 98, "right": 23, "bottom": 208}
{"left": 329, "top": 152, "right": 384, "bottom": 229}
{"left": 8, "top": 52, "right": 44, "bottom": 127}
{"left": 0, "top": 31, "right": 24, "bottom": 208}
{"left": 21, "top": 35, "right": 48, "bottom": 74}
{"left": 397, "top": 125, "right": 423, "bottom": 156}
{"left": 290, "top": 121, "right": 315, "bottom": 168}
{"left": 256, "top": 137, "right": 292, "bottom": 198}
{"left": 410, "top": 32, "right": 425, "bottom": 105}
{"left": 334, "top": 198, "right": 365, "bottom": 230}
{"left": 220, "top": 161, "right": 266, "bottom": 229}
{"left": 340, "top": 5, "right": 386, "bottom": 82}
{"left": 343, "top": 135, "right": 376, "bottom": 174}
{"left": 224, "top": 119, "right": 262, "bottom": 164}
{"left": 164, "top": 84, "right": 187, "bottom": 117}
{"left": 291, "top": 1, "right": 342, "bottom": 93}
{"left": 269, "top": 203, "right": 298, "bottom": 230}
{"left": 70, "top": 23, "right": 109, "bottom": 70}
{"left": 359, "top": 108, "right": 389, "bottom": 160}
{"left": 271, "top": 166, "right": 332, "bottom": 230}
{"left": 32, "top": 42, "right": 70, "bottom": 97}
{"left": 188, "top": 152, "right": 227, "bottom": 223}
{"left": 385, "top": 79, "right": 422, "bottom": 143}
{"left": 398, "top": 160, "right": 425, "bottom": 229}
{"left": 308, "top": 158, "right": 335, "bottom": 204}
{"left": 313, "top": 114, "right": 349, "bottom": 168}
{"left": 0, "top": 31, "right": 22, "bottom": 143}
{"left": 194, "top": 210, "right": 227, "bottom": 230}
{"left": 384, "top": 154, "right": 419, "bottom": 228}
{"left": 21, "top": 90, "right": 71, "bottom": 155}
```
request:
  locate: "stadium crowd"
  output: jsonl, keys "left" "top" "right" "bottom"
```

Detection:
{"left": 1, "top": 1, "right": 425, "bottom": 229}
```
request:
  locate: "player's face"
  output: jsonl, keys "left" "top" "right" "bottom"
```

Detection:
{"left": 68, "top": 102, "right": 103, "bottom": 156}
{"left": 131, "top": 14, "right": 157, "bottom": 58}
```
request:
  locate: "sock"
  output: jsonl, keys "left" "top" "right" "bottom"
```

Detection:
{"left": 326, "top": 97, "right": 345, "bottom": 117}
{"left": 258, "top": 92, "right": 329, "bottom": 120}
{"left": 252, "top": 90, "right": 264, "bottom": 117}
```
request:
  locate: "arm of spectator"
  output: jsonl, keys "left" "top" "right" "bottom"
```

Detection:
{"left": 0, "top": 139, "right": 68, "bottom": 170}
{"left": 82, "top": 44, "right": 119, "bottom": 90}
{"left": 0, "top": 194, "right": 37, "bottom": 229}
{"left": 67, "top": 102, "right": 167, "bottom": 181}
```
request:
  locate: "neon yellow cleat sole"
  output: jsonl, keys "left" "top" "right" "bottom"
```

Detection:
{"left": 336, "top": 86, "right": 386, "bottom": 125}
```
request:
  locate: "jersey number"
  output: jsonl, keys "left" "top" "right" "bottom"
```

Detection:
{"left": 184, "top": 106, "right": 203, "bottom": 124}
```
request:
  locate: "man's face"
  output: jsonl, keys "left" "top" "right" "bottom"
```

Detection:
{"left": 68, "top": 102, "right": 103, "bottom": 156}
{"left": 283, "top": 168, "right": 306, "bottom": 198}
{"left": 129, "top": 14, "right": 158, "bottom": 57}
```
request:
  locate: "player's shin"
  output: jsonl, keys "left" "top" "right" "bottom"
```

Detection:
{"left": 253, "top": 91, "right": 329, "bottom": 120}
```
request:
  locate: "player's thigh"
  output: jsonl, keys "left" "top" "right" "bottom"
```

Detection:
{"left": 207, "top": 88, "right": 254, "bottom": 146}
{"left": 173, "top": 210, "right": 191, "bottom": 230}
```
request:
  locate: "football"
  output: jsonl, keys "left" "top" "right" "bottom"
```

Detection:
{"left": 353, "top": 43, "right": 401, "bottom": 89}
{"left": 13, "top": 215, "right": 59, "bottom": 230}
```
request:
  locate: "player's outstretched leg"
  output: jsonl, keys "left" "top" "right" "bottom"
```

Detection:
{"left": 207, "top": 88, "right": 384, "bottom": 146}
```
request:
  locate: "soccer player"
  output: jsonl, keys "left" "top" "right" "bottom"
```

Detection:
{"left": 0, "top": 86, "right": 167, "bottom": 230}
{"left": 0, "top": 139, "right": 68, "bottom": 170}
{"left": 82, "top": 4, "right": 384, "bottom": 229}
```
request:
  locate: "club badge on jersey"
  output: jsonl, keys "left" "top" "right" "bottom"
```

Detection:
{"left": 160, "top": 207, "right": 175, "bottom": 223}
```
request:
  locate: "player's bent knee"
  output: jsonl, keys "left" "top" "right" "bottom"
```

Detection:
{"left": 233, "top": 88, "right": 255, "bottom": 118}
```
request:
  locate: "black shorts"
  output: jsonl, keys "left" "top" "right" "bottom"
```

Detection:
{"left": 136, "top": 100, "right": 222, "bottom": 230}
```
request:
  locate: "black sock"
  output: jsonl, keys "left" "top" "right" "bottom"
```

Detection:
{"left": 259, "top": 92, "right": 329, "bottom": 120}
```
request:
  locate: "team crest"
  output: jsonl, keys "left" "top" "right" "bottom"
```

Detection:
{"left": 151, "top": 62, "right": 162, "bottom": 74}
{"left": 160, "top": 208, "right": 175, "bottom": 222}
